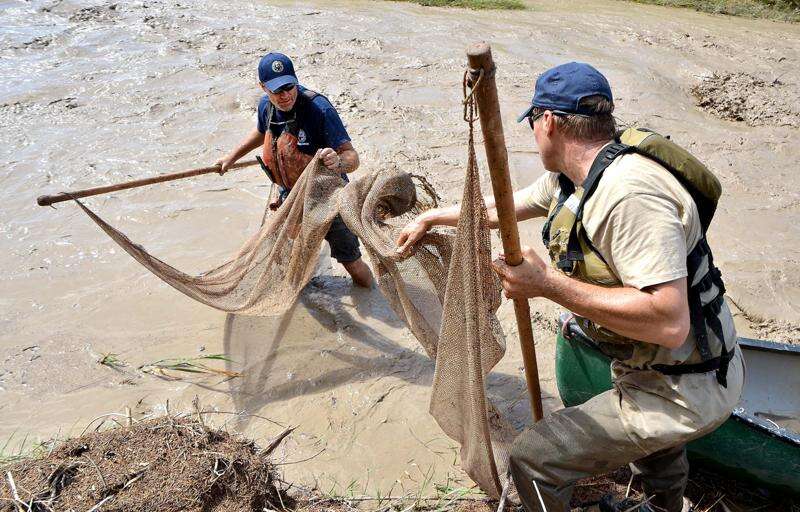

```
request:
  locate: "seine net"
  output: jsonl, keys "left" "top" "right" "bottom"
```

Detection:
{"left": 71, "top": 149, "right": 517, "bottom": 497}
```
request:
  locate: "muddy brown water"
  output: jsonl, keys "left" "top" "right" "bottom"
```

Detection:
{"left": 1, "top": 0, "right": 799, "bottom": 496}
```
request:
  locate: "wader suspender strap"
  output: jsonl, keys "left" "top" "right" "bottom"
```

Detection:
{"left": 255, "top": 102, "right": 279, "bottom": 185}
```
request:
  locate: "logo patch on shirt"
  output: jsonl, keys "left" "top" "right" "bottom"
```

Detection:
{"left": 297, "top": 129, "right": 308, "bottom": 145}
{"left": 272, "top": 60, "right": 284, "bottom": 73}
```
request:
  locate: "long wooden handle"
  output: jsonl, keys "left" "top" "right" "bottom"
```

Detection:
{"left": 36, "top": 159, "right": 260, "bottom": 206}
{"left": 467, "top": 42, "right": 543, "bottom": 422}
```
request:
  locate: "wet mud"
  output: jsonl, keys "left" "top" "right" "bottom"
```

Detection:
{"left": 1, "top": 0, "right": 799, "bottom": 496}
{"left": 692, "top": 71, "right": 800, "bottom": 127}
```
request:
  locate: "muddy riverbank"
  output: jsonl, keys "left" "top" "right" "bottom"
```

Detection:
{"left": 1, "top": 0, "right": 799, "bottom": 496}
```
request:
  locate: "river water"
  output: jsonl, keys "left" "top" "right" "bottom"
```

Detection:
{"left": 1, "top": 0, "right": 799, "bottom": 495}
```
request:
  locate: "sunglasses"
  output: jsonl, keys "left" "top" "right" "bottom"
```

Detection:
{"left": 272, "top": 84, "right": 296, "bottom": 94}
{"left": 526, "top": 109, "right": 591, "bottom": 129}
{"left": 527, "top": 111, "right": 545, "bottom": 129}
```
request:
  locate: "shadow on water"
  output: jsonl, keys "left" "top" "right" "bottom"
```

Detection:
{"left": 217, "top": 275, "right": 550, "bottom": 432}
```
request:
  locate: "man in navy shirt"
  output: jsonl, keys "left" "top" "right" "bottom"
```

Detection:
{"left": 218, "top": 52, "right": 372, "bottom": 288}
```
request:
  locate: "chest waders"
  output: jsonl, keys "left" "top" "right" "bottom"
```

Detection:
{"left": 260, "top": 89, "right": 320, "bottom": 194}
{"left": 543, "top": 128, "right": 734, "bottom": 386}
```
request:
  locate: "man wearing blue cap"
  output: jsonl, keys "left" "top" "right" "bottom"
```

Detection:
{"left": 218, "top": 52, "right": 372, "bottom": 288}
{"left": 396, "top": 62, "right": 742, "bottom": 512}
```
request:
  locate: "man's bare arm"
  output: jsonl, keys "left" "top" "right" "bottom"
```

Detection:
{"left": 394, "top": 188, "right": 542, "bottom": 254}
{"left": 217, "top": 128, "right": 264, "bottom": 174}
{"left": 335, "top": 142, "right": 359, "bottom": 173}
{"left": 492, "top": 247, "right": 691, "bottom": 349}
{"left": 319, "top": 142, "right": 359, "bottom": 173}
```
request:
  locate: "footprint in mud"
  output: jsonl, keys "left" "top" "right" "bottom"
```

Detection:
{"left": 69, "top": 4, "right": 119, "bottom": 22}
{"left": 49, "top": 97, "right": 80, "bottom": 110}
{"left": 9, "top": 36, "right": 53, "bottom": 50}
{"left": 143, "top": 14, "right": 173, "bottom": 29}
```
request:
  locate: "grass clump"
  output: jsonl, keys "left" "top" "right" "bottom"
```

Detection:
{"left": 628, "top": 0, "right": 800, "bottom": 22}
{"left": 98, "top": 352, "right": 127, "bottom": 371}
{"left": 392, "top": 0, "right": 526, "bottom": 9}
{"left": 139, "top": 354, "right": 241, "bottom": 380}
{"left": 1, "top": 433, "right": 47, "bottom": 466}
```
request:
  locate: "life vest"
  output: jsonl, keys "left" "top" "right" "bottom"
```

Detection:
{"left": 261, "top": 88, "right": 320, "bottom": 191}
{"left": 543, "top": 128, "right": 734, "bottom": 386}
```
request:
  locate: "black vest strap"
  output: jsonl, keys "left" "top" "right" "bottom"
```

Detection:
{"left": 575, "top": 143, "right": 632, "bottom": 219}
{"left": 559, "top": 143, "right": 632, "bottom": 271}
{"left": 651, "top": 357, "right": 721, "bottom": 376}
{"left": 541, "top": 173, "right": 574, "bottom": 248}
{"left": 541, "top": 142, "right": 630, "bottom": 253}
{"left": 681, "top": 238, "right": 731, "bottom": 386}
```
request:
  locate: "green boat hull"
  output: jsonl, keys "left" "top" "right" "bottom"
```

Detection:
{"left": 555, "top": 332, "right": 800, "bottom": 496}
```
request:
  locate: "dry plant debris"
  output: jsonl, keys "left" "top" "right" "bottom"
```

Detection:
{"left": 97, "top": 353, "right": 127, "bottom": 371}
{"left": 138, "top": 354, "right": 241, "bottom": 380}
{"left": 0, "top": 416, "right": 285, "bottom": 512}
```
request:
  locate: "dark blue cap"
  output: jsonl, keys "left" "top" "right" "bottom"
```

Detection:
{"left": 258, "top": 52, "right": 298, "bottom": 92}
{"left": 517, "top": 62, "right": 613, "bottom": 122}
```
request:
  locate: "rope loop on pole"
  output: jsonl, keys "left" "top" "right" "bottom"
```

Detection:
{"left": 462, "top": 68, "right": 484, "bottom": 125}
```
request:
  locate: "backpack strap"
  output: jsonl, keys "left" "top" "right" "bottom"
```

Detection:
{"left": 682, "top": 238, "right": 732, "bottom": 386}
{"left": 559, "top": 143, "right": 632, "bottom": 272}
{"left": 541, "top": 173, "right": 574, "bottom": 248}
{"left": 576, "top": 142, "right": 632, "bottom": 219}
{"left": 301, "top": 88, "right": 319, "bottom": 101}
{"left": 266, "top": 100, "right": 275, "bottom": 128}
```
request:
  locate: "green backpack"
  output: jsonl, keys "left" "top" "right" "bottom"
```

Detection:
{"left": 545, "top": 127, "right": 733, "bottom": 385}
{"left": 618, "top": 127, "right": 722, "bottom": 232}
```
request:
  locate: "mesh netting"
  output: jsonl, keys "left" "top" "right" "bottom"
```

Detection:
{"left": 72, "top": 149, "right": 517, "bottom": 497}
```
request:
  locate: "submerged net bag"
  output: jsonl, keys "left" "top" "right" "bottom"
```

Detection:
{"left": 70, "top": 118, "right": 517, "bottom": 498}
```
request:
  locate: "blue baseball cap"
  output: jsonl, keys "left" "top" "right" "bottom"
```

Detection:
{"left": 517, "top": 62, "right": 613, "bottom": 122}
{"left": 258, "top": 52, "right": 298, "bottom": 92}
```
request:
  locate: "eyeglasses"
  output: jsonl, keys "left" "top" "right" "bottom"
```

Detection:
{"left": 273, "top": 84, "right": 296, "bottom": 93}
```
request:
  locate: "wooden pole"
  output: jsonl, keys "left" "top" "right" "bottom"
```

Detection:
{"left": 467, "top": 42, "right": 543, "bottom": 422}
{"left": 36, "top": 159, "right": 260, "bottom": 206}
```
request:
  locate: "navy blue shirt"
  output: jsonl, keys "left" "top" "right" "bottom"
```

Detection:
{"left": 256, "top": 85, "right": 351, "bottom": 156}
